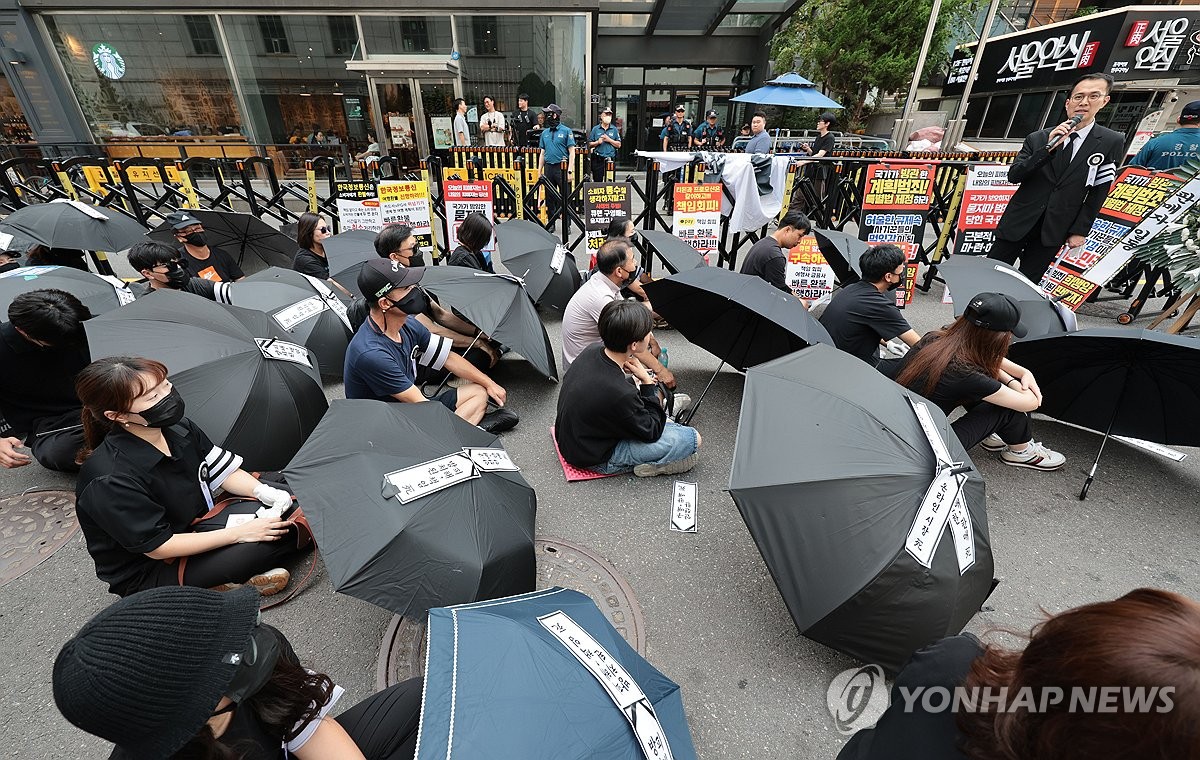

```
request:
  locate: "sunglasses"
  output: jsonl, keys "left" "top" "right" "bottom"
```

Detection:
{"left": 317, "top": 226, "right": 330, "bottom": 233}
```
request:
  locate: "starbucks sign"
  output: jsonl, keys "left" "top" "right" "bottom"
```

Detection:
{"left": 92, "top": 43, "right": 126, "bottom": 80}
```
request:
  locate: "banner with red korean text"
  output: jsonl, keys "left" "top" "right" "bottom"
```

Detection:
{"left": 952, "top": 165, "right": 1017, "bottom": 257}
{"left": 379, "top": 180, "right": 436, "bottom": 252}
{"left": 673, "top": 183, "right": 722, "bottom": 263}
{"left": 1038, "top": 167, "right": 1186, "bottom": 309}
{"left": 786, "top": 236, "right": 836, "bottom": 306}
{"left": 443, "top": 180, "right": 496, "bottom": 253}
{"left": 858, "top": 163, "right": 935, "bottom": 308}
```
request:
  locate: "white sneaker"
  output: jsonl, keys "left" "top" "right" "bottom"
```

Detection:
{"left": 669, "top": 393, "right": 693, "bottom": 422}
{"left": 980, "top": 433, "right": 1006, "bottom": 452}
{"left": 1000, "top": 441, "right": 1066, "bottom": 471}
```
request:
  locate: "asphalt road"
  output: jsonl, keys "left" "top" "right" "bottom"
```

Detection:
{"left": 2, "top": 257, "right": 1198, "bottom": 759}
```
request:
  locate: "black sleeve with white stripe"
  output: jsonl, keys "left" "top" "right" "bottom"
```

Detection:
{"left": 204, "top": 445, "right": 244, "bottom": 490}
{"left": 417, "top": 334, "right": 453, "bottom": 371}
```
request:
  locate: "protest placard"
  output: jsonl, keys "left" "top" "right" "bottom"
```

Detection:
{"left": 335, "top": 180, "right": 382, "bottom": 231}
{"left": 672, "top": 183, "right": 721, "bottom": 262}
{"left": 859, "top": 164, "right": 935, "bottom": 308}
{"left": 952, "top": 165, "right": 1017, "bottom": 257}
{"left": 583, "top": 183, "right": 632, "bottom": 251}
{"left": 378, "top": 180, "right": 436, "bottom": 251}
{"left": 444, "top": 180, "right": 496, "bottom": 253}
{"left": 786, "top": 236, "right": 837, "bottom": 305}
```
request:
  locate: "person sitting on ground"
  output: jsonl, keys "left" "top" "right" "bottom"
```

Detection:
{"left": 0, "top": 246, "right": 21, "bottom": 273}
{"left": 0, "top": 289, "right": 91, "bottom": 472}
{"left": 292, "top": 211, "right": 334, "bottom": 279}
{"left": 74, "top": 356, "right": 304, "bottom": 597}
{"left": 54, "top": 585, "right": 423, "bottom": 760}
{"left": 446, "top": 212, "right": 495, "bottom": 273}
{"left": 894, "top": 292, "right": 1065, "bottom": 470}
{"left": 128, "top": 241, "right": 231, "bottom": 302}
{"left": 345, "top": 224, "right": 501, "bottom": 381}
{"left": 739, "top": 211, "right": 811, "bottom": 294}
{"left": 837, "top": 587, "right": 1200, "bottom": 760}
{"left": 556, "top": 300, "right": 701, "bottom": 477}
{"left": 164, "top": 210, "right": 245, "bottom": 283}
{"left": 561, "top": 239, "right": 675, "bottom": 386}
{"left": 344, "top": 259, "right": 517, "bottom": 433}
{"left": 586, "top": 215, "right": 653, "bottom": 304}
{"left": 818, "top": 243, "right": 920, "bottom": 372}
{"left": 26, "top": 245, "right": 89, "bottom": 271}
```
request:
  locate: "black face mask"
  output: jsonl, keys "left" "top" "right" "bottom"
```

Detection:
{"left": 408, "top": 250, "right": 427, "bottom": 268}
{"left": 887, "top": 274, "right": 904, "bottom": 291}
{"left": 388, "top": 288, "right": 430, "bottom": 316}
{"left": 184, "top": 232, "right": 207, "bottom": 247}
{"left": 164, "top": 263, "right": 190, "bottom": 289}
{"left": 137, "top": 387, "right": 185, "bottom": 428}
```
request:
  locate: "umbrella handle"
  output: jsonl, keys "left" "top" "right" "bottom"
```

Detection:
{"left": 429, "top": 332, "right": 483, "bottom": 399}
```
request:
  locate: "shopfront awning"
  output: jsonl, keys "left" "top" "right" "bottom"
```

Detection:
{"left": 345, "top": 55, "right": 459, "bottom": 77}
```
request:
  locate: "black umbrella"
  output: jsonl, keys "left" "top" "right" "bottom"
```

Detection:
{"left": 0, "top": 228, "right": 39, "bottom": 255}
{"left": 730, "top": 344, "right": 994, "bottom": 672}
{"left": 494, "top": 219, "right": 581, "bottom": 312}
{"left": 230, "top": 267, "right": 353, "bottom": 378}
{"left": 0, "top": 200, "right": 147, "bottom": 252}
{"left": 642, "top": 267, "right": 833, "bottom": 422}
{"left": 418, "top": 266, "right": 557, "bottom": 380}
{"left": 638, "top": 229, "right": 709, "bottom": 275}
{"left": 148, "top": 210, "right": 295, "bottom": 268}
{"left": 0, "top": 264, "right": 134, "bottom": 317}
{"left": 813, "top": 228, "right": 867, "bottom": 283}
{"left": 939, "top": 255, "right": 1074, "bottom": 339}
{"left": 84, "top": 290, "right": 328, "bottom": 471}
{"left": 283, "top": 399, "right": 536, "bottom": 617}
{"left": 1007, "top": 328, "right": 1200, "bottom": 499}
{"left": 322, "top": 228, "right": 379, "bottom": 278}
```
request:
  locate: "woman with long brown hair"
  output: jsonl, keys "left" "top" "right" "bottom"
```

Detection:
{"left": 54, "top": 585, "right": 423, "bottom": 759}
{"left": 894, "top": 292, "right": 1064, "bottom": 471}
{"left": 292, "top": 212, "right": 333, "bottom": 279}
{"left": 837, "top": 588, "right": 1200, "bottom": 759}
{"left": 74, "top": 356, "right": 303, "bottom": 597}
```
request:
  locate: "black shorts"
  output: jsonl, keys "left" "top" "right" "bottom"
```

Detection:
{"left": 434, "top": 388, "right": 459, "bottom": 411}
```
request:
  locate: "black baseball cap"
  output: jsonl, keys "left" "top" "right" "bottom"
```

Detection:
{"left": 542, "top": 103, "right": 562, "bottom": 115}
{"left": 358, "top": 258, "right": 425, "bottom": 301}
{"left": 1181, "top": 100, "right": 1200, "bottom": 123}
{"left": 600, "top": 106, "right": 613, "bottom": 115}
{"left": 706, "top": 109, "right": 718, "bottom": 118}
{"left": 964, "top": 292, "right": 1028, "bottom": 338}
{"left": 164, "top": 210, "right": 201, "bottom": 230}
{"left": 674, "top": 105, "right": 685, "bottom": 112}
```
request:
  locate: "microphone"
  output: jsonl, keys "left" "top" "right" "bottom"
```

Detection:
{"left": 1047, "top": 114, "right": 1083, "bottom": 151}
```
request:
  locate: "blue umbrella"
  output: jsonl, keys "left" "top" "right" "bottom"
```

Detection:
{"left": 731, "top": 72, "right": 843, "bottom": 109}
{"left": 417, "top": 587, "right": 698, "bottom": 760}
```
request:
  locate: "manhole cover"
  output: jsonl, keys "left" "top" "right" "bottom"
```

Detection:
{"left": 0, "top": 490, "right": 79, "bottom": 586}
{"left": 376, "top": 536, "right": 645, "bottom": 688}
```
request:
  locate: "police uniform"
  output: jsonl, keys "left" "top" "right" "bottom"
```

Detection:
{"left": 659, "top": 115, "right": 693, "bottom": 211}
{"left": 539, "top": 113, "right": 575, "bottom": 229}
{"left": 588, "top": 119, "right": 622, "bottom": 181}
{"left": 693, "top": 120, "right": 724, "bottom": 149}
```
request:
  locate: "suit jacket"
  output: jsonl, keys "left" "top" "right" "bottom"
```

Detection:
{"left": 995, "top": 123, "right": 1124, "bottom": 246}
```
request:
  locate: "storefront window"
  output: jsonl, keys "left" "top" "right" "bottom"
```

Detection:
{"left": 360, "top": 16, "right": 453, "bottom": 56}
{"left": 220, "top": 14, "right": 372, "bottom": 146}
{"left": 454, "top": 15, "right": 587, "bottom": 126}
{"left": 44, "top": 14, "right": 243, "bottom": 141}
{"left": 600, "top": 67, "right": 644, "bottom": 86}
{"left": 645, "top": 67, "right": 704, "bottom": 86}
{"left": 963, "top": 97, "right": 987, "bottom": 138}
{"left": 1009, "top": 91, "right": 1050, "bottom": 138}
{"left": 979, "top": 94, "right": 1017, "bottom": 138}
{"left": 0, "top": 72, "right": 32, "bottom": 143}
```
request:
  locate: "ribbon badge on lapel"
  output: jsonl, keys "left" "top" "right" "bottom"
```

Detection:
{"left": 1086, "top": 152, "right": 1116, "bottom": 188}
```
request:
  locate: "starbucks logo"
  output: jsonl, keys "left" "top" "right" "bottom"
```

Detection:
{"left": 92, "top": 43, "right": 126, "bottom": 81}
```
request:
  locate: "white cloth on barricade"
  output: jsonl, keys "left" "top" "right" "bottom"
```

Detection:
{"left": 636, "top": 151, "right": 791, "bottom": 233}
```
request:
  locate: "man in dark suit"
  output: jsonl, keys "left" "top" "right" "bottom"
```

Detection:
{"left": 989, "top": 73, "right": 1124, "bottom": 281}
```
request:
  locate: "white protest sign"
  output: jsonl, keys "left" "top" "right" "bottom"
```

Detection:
{"left": 539, "top": 611, "right": 674, "bottom": 760}
{"left": 272, "top": 296, "right": 328, "bottom": 331}
{"left": 908, "top": 397, "right": 953, "bottom": 465}
{"left": 464, "top": 447, "right": 520, "bottom": 472}
{"left": 50, "top": 197, "right": 109, "bottom": 219}
{"left": 669, "top": 481, "right": 698, "bottom": 533}
{"left": 299, "top": 274, "right": 351, "bottom": 330}
{"left": 383, "top": 452, "right": 478, "bottom": 504}
{"left": 550, "top": 244, "right": 568, "bottom": 275}
{"left": 1113, "top": 436, "right": 1187, "bottom": 462}
{"left": 255, "top": 338, "right": 313, "bottom": 368}
{"left": 97, "top": 274, "right": 136, "bottom": 305}
{"left": 1084, "top": 174, "right": 1200, "bottom": 285}
{"left": 905, "top": 396, "right": 976, "bottom": 574}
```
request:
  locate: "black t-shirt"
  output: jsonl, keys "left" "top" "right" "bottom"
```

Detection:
{"left": 819, "top": 280, "right": 912, "bottom": 365}
{"left": 179, "top": 244, "right": 244, "bottom": 282}
{"left": 292, "top": 247, "right": 330, "bottom": 279}
{"left": 0, "top": 321, "right": 88, "bottom": 438}
{"left": 131, "top": 278, "right": 230, "bottom": 302}
{"left": 512, "top": 109, "right": 537, "bottom": 148}
{"left": 808, "top": 133, "right": 836, "bottom": 178}
{"left": 739, "top": 236, "right": 790, "bottom": 293}
{"left": 896, "top": 334, "right": 1002, "bottom": 415}
{"left": 555, "top": 343, "right": 666, "bottom": 468}
{"left": 76, "top": 417, "right": 244, "bottom": 596}
{"left": 837, "top": 634, "right": 983, "bottom": 760}
{"left": 446, "top": 245, "right": 493, "bottom": 273}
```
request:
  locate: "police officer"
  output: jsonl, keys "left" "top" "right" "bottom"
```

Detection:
{"left": 588, "top": 107, "right": 622, "bottom": 182}
{"left": 693, "top": 109, "right": 725, "bottom": 149}
{"left": 659, "top": 104, "right": 693, "bottom": 212}
{"left": 511, "top": 93, "right": 536, "bottom": 149}
{"left": 538, "top": 104, "right": 576, "bottom": 232}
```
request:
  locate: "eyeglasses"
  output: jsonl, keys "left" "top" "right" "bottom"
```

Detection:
{"left": 1068, "top": 92, "right": 1107, "bottom": 103}
{"left": 154, "top": 259, "right": 184, "bottom": 271}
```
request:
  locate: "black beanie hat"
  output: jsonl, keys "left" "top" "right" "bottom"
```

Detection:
{"left": 53, "top": 585, "right": 262, "bottom": 759}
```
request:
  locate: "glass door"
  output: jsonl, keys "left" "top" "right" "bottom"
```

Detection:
{"left": 375, "top": 81, "right": 420, "bottom": 167}
{"left": 418, "top": 80, "right": 458, "bottom": 159}
{"left": 613, "top": 88, "right": 640, "bottom": 161}
{"left": 644, "top": 88, "right": 673, "bottom": 151}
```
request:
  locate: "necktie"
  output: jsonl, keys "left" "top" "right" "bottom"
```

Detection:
{"left": 1055, "top": 133, "right": 1078, "bottom": 172}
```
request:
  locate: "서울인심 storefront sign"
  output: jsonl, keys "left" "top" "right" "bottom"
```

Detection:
{"left": 943, "top": 8, "right": 1200, "bottom": 95}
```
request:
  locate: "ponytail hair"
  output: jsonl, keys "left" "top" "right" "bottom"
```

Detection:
{"left": 74, "top": 357, "right": 169, "bottom": 461}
